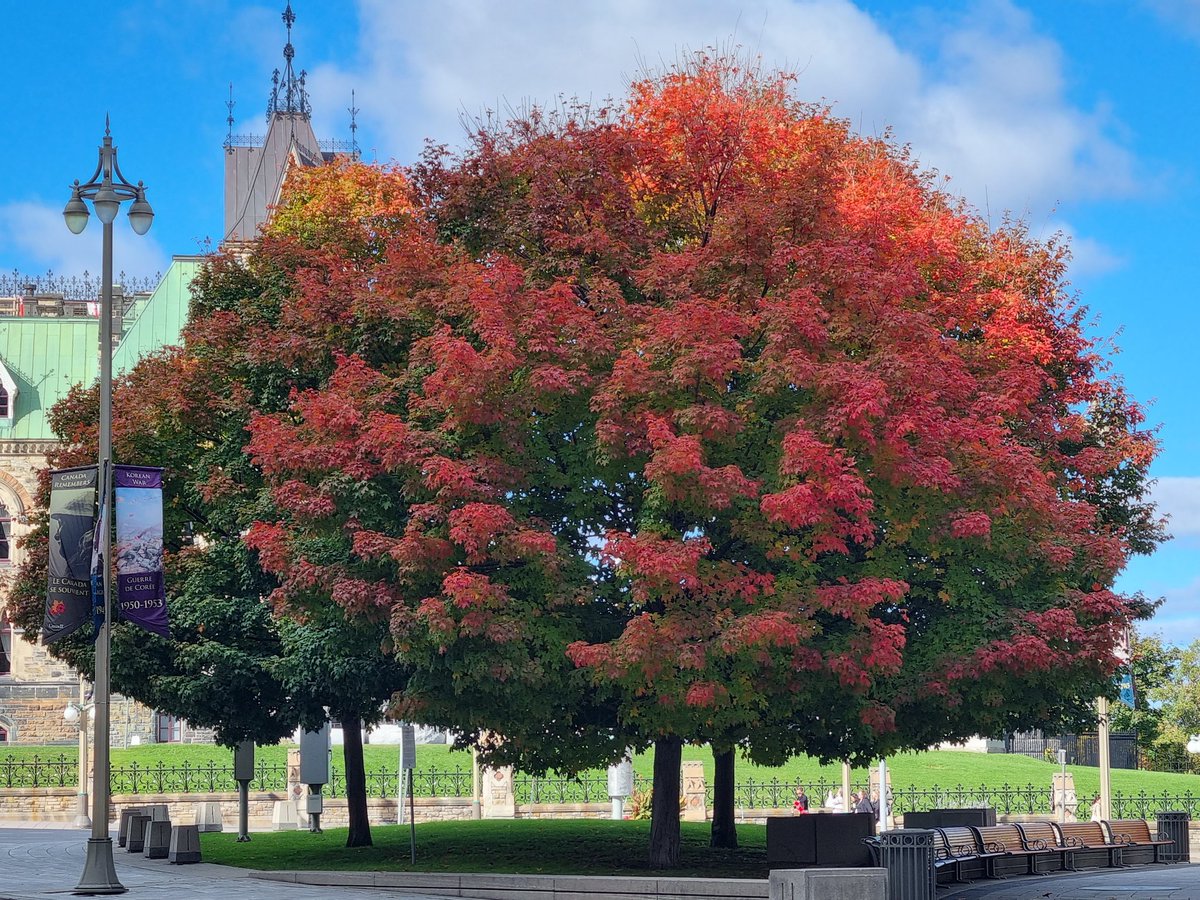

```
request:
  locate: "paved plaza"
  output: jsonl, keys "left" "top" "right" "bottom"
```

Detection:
{"left": 10, "top": 823, "right": 1200, "bottom": 900}
{"left": 942, "top": 864, "right": 1200, "bottom": 899}
{"left": 0, "top": 825, "right": 441, "bottom": 900}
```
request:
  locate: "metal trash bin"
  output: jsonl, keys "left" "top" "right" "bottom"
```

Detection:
{"left": 1157, "top": 811, "right": 1190, "bottom": 863}
{"left": 879, "top": 829, "right": 936, "bottom": 900}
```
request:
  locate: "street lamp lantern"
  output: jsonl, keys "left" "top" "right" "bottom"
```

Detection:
{"left": 63, "top": 189, "right": 90, "bottom": 235}
{"left": 127, "top": 189, "right": 154, "bottom": 236}
{"left": 64, "top": 118, "right": 153, "bottom": 897}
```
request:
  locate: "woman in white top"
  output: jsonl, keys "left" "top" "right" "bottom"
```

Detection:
{"left": 826, "top": 787, "right": 845, "bottom": 812}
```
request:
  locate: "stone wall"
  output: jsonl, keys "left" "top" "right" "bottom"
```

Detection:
{"left": 0, "top": 684, "right": 159, "bottom": 747}
{"left": 0, "top": 789, "right": 605, "bottom": 828}
{"left": 0, "top": 681, "right": 77, "bottom": 743}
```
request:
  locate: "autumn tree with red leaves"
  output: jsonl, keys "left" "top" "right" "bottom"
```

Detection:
{"left": 14, "top": 56, "right": 1158, "bottom": 868}
{"left": 244, "top": 55, "right": 1162, "bottom": 867}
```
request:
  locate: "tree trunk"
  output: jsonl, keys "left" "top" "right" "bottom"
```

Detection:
{"left": 341, "top": 712, "right": 373, "bottom": 848}
{"left": 648, "top": 736, "right": 682, "bottom": 868}
{"left": 710, "top": 745, "right": 738, "bottom": 848}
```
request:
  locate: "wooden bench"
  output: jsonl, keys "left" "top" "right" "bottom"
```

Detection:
{"left": 1015, "top": 821, "right": 1077, "bottom": 872}
{"left": 1104, "top": 819, "right": 1174, "bottom": 865}
{"left": 1056, "top": 821, "right": 1127, "bottom": 869}
{"left": 931, "top": 826, "right": 1005, "bottom": 883}
{"left": 971, "top": 824, "right": 1056, "bottom": 876}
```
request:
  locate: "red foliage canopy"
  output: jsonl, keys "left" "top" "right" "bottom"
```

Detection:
{"left": 245, "top": 54, "right": 1161, "bottom": 764}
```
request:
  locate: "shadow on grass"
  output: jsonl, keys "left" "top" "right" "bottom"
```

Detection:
{"left": 201, "top": 820, "right": 769, "bottom": 878}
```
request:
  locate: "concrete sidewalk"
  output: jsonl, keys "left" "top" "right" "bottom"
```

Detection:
{"left": 12, "top": 823, "right": 1200, "bottom": 900}
{"left": 941, "top": 862, "right": 1200, "bottom": 899}
{"left": 0, "top": 826, "right": 444, "bottom": 900}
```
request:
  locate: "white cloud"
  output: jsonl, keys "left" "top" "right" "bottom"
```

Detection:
{"left": 1037, "top": 219, "right": 1127, "bottom": 280}
{"left": 1145, "top": 0, "right": 1200, "bottom": 40}
{"left": 310, "top": 0, "right": 1138, "bottom": 225}
{"left": 1140, "top": 574, "right": 1200, "bottom": 647}
{"left": 1151, "top": 477, "right": 1200, "bottom": 542}
{"left": 903, "top": 2, "right": 1136, "bottom": 213}
{"left": 0, "top": 201, "right": 170, "bottom": 283}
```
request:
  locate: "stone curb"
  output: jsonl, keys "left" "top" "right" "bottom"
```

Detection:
{"left": 251, "top": 870, "right": 770, "bottom": 900}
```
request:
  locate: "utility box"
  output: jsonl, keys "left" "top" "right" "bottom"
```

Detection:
{"left": 400, "top": 724, "right": 416, "bottom": 771}
{"left": 305, "top": 792, "right": 324, "bottom": 816}
{"left": 299, "top": 724, "right": 331, "bottom": 785}
{"left": 607, "top": 757, "right": 634, "bottom": 798}
{"left": 233, "top": 741, "right": 255, "bottom": 781}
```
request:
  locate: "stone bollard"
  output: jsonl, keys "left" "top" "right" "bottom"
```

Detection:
{"left": 117, "top": 806, "right": 147, "bottom": 848}
{"left": 168, "top": 824, "right": 202, "bottom": 864}
{"left": 271, "top": 798, "right": 301, "bottom": 830}
{"left": 143, "top": 820, "right": 172, "bottom": 859}
{"left": 769, "top": 868, "right": 887, "bottom": 900}
{"left": 126, "top": 813, "right": 152, "bottom": 854}
{"left": 878, "top": 829, "right": 937, "bottom": 900}
{"left": 1157, "top": 811, "right": 1191, "bottom": 864}
{"left": 195, "top": 801, "right": 224, "bottom": 833}
{"left": 149, "top": 804, "right": 171, "bottom": 822}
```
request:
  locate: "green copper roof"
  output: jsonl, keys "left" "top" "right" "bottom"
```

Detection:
{"left": 0, "top": 317, "right": 98, "bottom": 441}
{"left": 0, "top": 256, "right": 200, "bottom": 441}
{"left": 112, "top": 256, "right": 202, "bottom": 375}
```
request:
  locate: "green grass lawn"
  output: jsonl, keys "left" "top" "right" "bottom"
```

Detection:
{"left": 200, "top": 819, "right": 770, "bottom": 877}
{"left": 5, "top": 742, "right": 1197, "bottom": 799}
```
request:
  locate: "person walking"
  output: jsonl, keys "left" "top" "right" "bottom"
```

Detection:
{"left": 793, "top": 786, "right": 809, "bottom": 814}
{"left": 826, "top": 787, "right": 845, "bottom": 812}
{"left": 855, "top": 790, "right": 875, "bottom": 815}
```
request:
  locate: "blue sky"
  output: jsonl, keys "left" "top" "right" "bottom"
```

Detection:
{"left": 1, "top": 0, "right": 1195, "bottom": 642}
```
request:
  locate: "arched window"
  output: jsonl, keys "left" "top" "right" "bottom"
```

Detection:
{"left": 0, "top": 385, "right": 8, "bottom": 418}
{"left": 0, "top": 616, "right": 11, "bottom": 675}
{"left": 0, "top": 724, "right": 8, "bottom": 742}
{"left": 0, "top": 500, "right": 10, "bottom": 565}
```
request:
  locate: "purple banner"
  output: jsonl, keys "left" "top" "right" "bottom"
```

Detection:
{"left": 43, "top": 466, "right": 97, "bottom": 644}
{"left": 115, "top": 465, "right": 168, "bottom": 638}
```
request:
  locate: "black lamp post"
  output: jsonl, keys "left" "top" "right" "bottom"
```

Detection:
{"left": 63, "top": 117, "right": 153, "bottom": 896}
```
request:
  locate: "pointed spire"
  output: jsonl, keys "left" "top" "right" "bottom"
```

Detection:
{"left": 348, "top": 89, "right": 360, "bottom": 159}
{"left": 267, "top": 1, "right": 310, "bottom": 121}
{"left": 225, "top": 83, "right": 236, "bottom": 151}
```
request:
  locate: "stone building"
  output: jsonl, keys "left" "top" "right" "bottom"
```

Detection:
{"left": 0, "top": 1, "right": 350, "bottom": 748}
{"left": 0, "top": 265, "right": 202, "bottom": 746}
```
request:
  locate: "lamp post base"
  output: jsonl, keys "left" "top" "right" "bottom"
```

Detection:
{"left": 74, "top": 838, "right": 125, "bottom": 895}
{"left": 74, "top": 792, "right": 92, "bottom": 829}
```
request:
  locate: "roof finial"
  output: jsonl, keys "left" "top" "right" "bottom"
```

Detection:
{"left": 225, "top": 83, "right": 236, "bottom": 151}
{"left": 105, "top": 113, "right": 111, "bottom": 137}
{"left": 348, "top": 89, "right": 360, "bottom": 159}
{"left": 267, "top": 1, "right": 310, "bottom": 121}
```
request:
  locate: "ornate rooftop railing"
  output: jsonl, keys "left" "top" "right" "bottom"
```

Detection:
{"left": 0, "top": 271, "right": 160, "bottom": 303}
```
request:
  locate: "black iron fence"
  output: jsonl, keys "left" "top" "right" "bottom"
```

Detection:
{"left": 4, "top": 754, "right": 1200, "bottom": 818}
{"left": 1139, "top": 745, "right": 1200, "bottom": 775}
{"left": 1000, "top": 732, "right": 1139, "bottom": 769}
